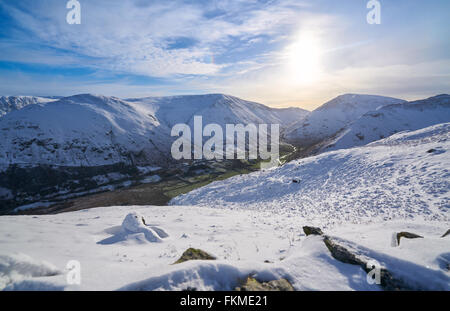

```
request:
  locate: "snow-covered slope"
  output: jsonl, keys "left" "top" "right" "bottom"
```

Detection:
{"left": 322, "top": 94, "right": 450, "bottom": 152}
{"left": 272, "top": 107, "right": 310, "bottom": 128}
{"left": 0, "top": 96, "right": 57, "bottom": 117}
{"left": 127, "top": 94, "right": 309, "bottom": 129}
{"left": 0, "top": 94, "right": 173, "bottom": 168}
{"left": 172, "top": 123, "right": 450, "bottom": 224}
{"left": 0, "top": 124, "right": 448, "bottom": 291}
{"left": 0, "top": 204, "right": 448, "bottom": 291}
{"left": 285, "top": 94, "right": 406, "bottom": 145}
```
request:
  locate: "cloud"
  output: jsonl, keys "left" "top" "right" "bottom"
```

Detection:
{"left": 0, "top": 0, "right": 448, "bottom": 108}
{"left": 0, "top": 0, "right": 308, "bottom": 77}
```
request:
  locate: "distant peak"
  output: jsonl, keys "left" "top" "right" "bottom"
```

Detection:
{"left": 316, "top": 94, "right": 405, "bottom": 111}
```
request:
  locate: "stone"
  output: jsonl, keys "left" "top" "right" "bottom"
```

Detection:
{"left": 174, "top": 248, "right": 216, "bottom": 264}
{"left": 396, "top": 232, "right": 423, "bottom": 245}
{"left": 303, "top": 226, "right": 324, "bottom": 236}
{"left": 235, "top": 276, "right": 294, "bottom": 291}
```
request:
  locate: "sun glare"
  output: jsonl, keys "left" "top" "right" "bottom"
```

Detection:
{"left": 286, "top": 33, "right": 322, "bottom": 85}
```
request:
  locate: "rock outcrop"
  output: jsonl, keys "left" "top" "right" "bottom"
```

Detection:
{"left": 235, "top": 276, "right": 294, "bottom": 291}
{"left": 174, "top": 248, "right": 216, "bottom": 264}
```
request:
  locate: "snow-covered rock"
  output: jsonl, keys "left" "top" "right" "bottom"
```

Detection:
{"left": 284, "top": 94, "right": 406, "bottom": 145}
{"left": 108, "top": 212, "right": 169, "bottom": 244}
{"left": 322, "top": 94, "right": 450, "bottom": 152}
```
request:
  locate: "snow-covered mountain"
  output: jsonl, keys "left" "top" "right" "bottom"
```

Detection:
{"left": 127, "top": 94, "right": 309, "bottom": 129}
{"left": 0, "top": 96, "right": 57, "bottom": 117}
{"left": 0, "top": 93, "right": 309, "bottom": 212}
{"left": 284, "top": 94, "right": 406, "bottom": 145}
{"left": 0, "top": 93, "right": 307, "bottom": 169}
{"left": 0, "top": 94, "right": 173, "bottom": 168}
{"left": 322, "top": 94, "right": 450, "bottom": 152}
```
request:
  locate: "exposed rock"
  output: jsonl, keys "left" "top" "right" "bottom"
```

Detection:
{"left": 441, "top": 229, "right": 450, "bottom": 238}
{"left": 292, "top": 178, "right": 301, "bottom": 183}
{"left": 303, "top": 226, "right": 324, "bottom": 236}
{"left": 396, "top": 232, "right": 423, "bottom": 245}
{"left": 323, "top": 237, "right": 364, "bottom": 265}
{"left": 174, "top": 248, "right": 216, "bottom": 264}
{"left": 235, "top": 276, "right": 294, "bottom": 291}
{"left": 323, "top": 236, "right": 414, "bottom": 290}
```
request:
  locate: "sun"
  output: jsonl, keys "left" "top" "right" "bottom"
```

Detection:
{"left": 285, "top": 32, "right": 322, "bottom": 85}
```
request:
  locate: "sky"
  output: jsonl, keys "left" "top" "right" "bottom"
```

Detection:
{"left": 0, "top": 0, "right": 449, "bottom": 110}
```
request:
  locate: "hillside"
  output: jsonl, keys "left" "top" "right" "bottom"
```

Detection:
{"left": 127, "top": 94, "right": 309, "bottom": 129}
{"left": 172, "top": 123, "right": 450, "bottom": 225}
{"left": 322, "top": 94, "right": 450, "bottom": 152}
{"left": 0, "top": 93, "right": 307, "bottom": 212}
{"left": 284, "top": 94, "right": 406, "bottom": 145}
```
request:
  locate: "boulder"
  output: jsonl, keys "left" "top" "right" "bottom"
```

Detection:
{"left": 323, "top": 237, "right": 364, "bottom": 266}
{"left": 303, "top": 226, "right": 324, "bottom": 236}
{"left": 323, "top": 236, "right": 414, "bottom": 290}
{"left": 174, "top": 248, "right": 216, "bottom": 264}
{"left": 396, "top": 232, "right": 423, "bottom": 245}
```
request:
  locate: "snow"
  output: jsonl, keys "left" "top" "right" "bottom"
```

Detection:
{"left": 0, "top": 123, "right": 448, "bottom": 291}
{"left": 323, "top": 94, "right": 450, "bottom": 152}
{"left": 141, "top": 175, "right": 161, "bottom": 183}
{"left": 285, "top": 94, "right": 406, "bottom": 144}
{"left": 0, "top": 96, "right": 57, "bottom": 118}
{"left": 173, "top": 123, "right": 450, "bottom": 225}
{"left": 116, "top": 212, "right": 168, "bottom": 243}
{"left": 0, "top": 253, "right": 62, "bottom": 290}
{"left": 0, "top": 205, "right": 447, "bottom": 291}
{"left": 127, "top": 94, "right": 309, "bottom": 130}
{"left": 13, "top": 202, "right": 55, "bottom": 212}
{"left": 0, "top": 94, "right": 172, "bottom": 167}
{"left": 137, "top": 166, "right": 161, "bottom": 174}
{"left": 0, "top": 93, "right": 307, "bottom": 169}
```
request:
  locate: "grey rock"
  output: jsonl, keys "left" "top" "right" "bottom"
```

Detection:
{"left": 174, "top": 248, "right": 216, "bottom": 264}
{"left": 303, "top": 226, "right": 324, "bottom": 236}
{"left": 396, "top": 232, "right": 423, "bottom": 245}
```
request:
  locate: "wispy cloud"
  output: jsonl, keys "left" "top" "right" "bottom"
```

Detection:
{"left": 0, "top": 0, "right": 448, "bottom": 108}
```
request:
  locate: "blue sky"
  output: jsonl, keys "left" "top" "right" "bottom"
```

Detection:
{"left": 0, "top": 0, "right": 449, "bottom": 109}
